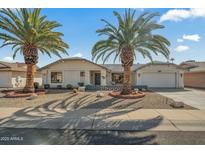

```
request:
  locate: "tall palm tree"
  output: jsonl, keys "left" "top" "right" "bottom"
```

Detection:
{"left": 92, "top": 9, "right": 170, "bottom": 95}
{"left": 0, "top": 8, "right": 69, "bottom": 92}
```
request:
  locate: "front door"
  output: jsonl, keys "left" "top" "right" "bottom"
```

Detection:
{"left": 95, "top": 73, "right": 101, "bottom": 85}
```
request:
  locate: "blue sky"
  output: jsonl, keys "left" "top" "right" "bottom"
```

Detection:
{"left": 0, "top": 8, "right": 205, "bottom": 67}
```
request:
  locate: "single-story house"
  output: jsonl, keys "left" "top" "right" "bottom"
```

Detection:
{"left": 180, "top": 60, "right": 205, "bottom": 88}
{"left": 38, "top": 57, "right": 184, "bottom": 88}
{"left": 38, "top": 57, "right": 109, "bottom": 88}
{"left": 0, "top": 61, "right": 42, "bottom": 88}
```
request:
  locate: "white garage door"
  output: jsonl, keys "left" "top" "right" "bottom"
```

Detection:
{"left": 64, "top": 71, "right": 80, "bottom": 86}
{"left": 0, "top": 72, "right": 11, "bottom": 87}
{"left": 141, "top": 72, "right": 176, "bottom": 88}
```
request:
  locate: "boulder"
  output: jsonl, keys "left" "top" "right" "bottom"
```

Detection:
{"left": 97, "top": 92, "right": 105, "bottom": 97}
{"left": 78, "top": 86, "right": 85, "bottom": 92}
{"left": 170, "top": 101, "right": 184, "bottom": 108}
{"left": 27, "top": 93, "right": 38, "bottom": 100}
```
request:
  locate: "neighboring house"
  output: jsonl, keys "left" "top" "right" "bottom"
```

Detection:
{"left": 39, "top": 57, "right": 184, "bottom": 88}
{"left": 180, "top": 60, "right": 205, "bottom": 88}
{"left": 0, "top": 61, "right": 42, "bottom": 88}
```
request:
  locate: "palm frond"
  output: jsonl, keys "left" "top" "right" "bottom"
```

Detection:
{"left": 92, "top": 9, "right": 170, "bottom": 63}
{"left": 0, "top": 8, "right": 69, "bottom": 60}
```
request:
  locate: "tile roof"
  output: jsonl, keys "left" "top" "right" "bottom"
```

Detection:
{"left": 38, "top": 57, "right": 109, "bottom": 71}
{"left": 189, "top": 62, "right": 205, "bottom": 72}
{"left": 102, "top": 64, "right": 144, "bottom": 72}
{"left": 134, "top": 61, "right": 184, "bottom": 71}
{"left": 0, "top": 61, "right": 39, "bottom": 72}
{"left": 180, "top": 61, "right": 205, "bottom": 72}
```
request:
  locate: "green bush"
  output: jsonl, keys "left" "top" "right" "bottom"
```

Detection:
{"left": 34, "top": 82, "right": 39, "bottom": 89}
{"left": 66, "top": 84, "right": 73, "bottom": 89}
{"left": 78, "top": 82, "right": 84, "bottom": 87}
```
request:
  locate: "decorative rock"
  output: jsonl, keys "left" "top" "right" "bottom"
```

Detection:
{"left": 170, "top": 101, "right": 184, "bottom": 108}
{"left": 97, "top": 92, "right": 105, "bottom": 97}
{"left": 78, "top": 86, "right": 85, "bottom": 92}
{"left": 27, "top": 93, "right": 38, "bottom": 100}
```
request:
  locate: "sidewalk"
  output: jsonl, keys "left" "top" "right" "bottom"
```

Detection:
{"left": 0, "top": 107, "right": 205, "bottom": 131}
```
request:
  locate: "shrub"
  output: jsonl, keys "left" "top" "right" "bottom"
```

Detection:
{"left": 78, "top": 82, "right": 84, "bottom": 87}
{"left": 44, "top": 84, "right": 50, "bottom": 89}
{"left": 66, "top": 84, "right": 73, "bottom": 89}
{"left": 72, "top": 88, "right": 78, "bottom": 93}
{"left": 34, "top": 82, "right": 39, "bottom": 89}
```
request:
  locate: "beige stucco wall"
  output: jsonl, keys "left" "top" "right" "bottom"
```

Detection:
{"left": 184, "top": 72, "right": 205, "bottom": 88}
{"left": 136, "top": 64, "right": 184, "bottom": 88}
{"left": 40, "top": 60, "right": 108, "bottom": 87}
{"left": 11, "top": 71, "right": 43, "bottom": 88}
{"left": 0, "top": 71, "right": 42, "bottom": 88}
{"left": 0, "top": 71, "right": 12, "bottom": 87}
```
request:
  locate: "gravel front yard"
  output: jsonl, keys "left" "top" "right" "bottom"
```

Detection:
{"left": 0, "top": 90, "right": 196, "bottom": 109}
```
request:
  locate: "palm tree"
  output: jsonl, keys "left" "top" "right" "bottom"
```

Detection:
{"left": 92, "top": 9, "right": 170, "bottom": 95}
{"left": 0, "top": 9, "right": 69, "bottom": 92}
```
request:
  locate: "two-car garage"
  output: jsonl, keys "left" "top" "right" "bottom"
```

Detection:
{"left": 140, "top": 72, "right": 177, "bottom": 88}
{"left": 135, "top": 63, "right": 184, "bottom": 88}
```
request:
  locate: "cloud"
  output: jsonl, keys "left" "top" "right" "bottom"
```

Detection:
{"left": 72, "top": 53, "right": 83, "bottom": 57}
{"left": 160, "top": 8, "right": 205, "bottom": 22}
{"left": 1, "top": 56, "right": 15, "bottom": 62}
{"left": 177, "top": 38, "right": 184, "bottom": 42}
{"left": 174, "top": 45, "right": 190, "bottom": 52}
{"left": 182, "top": 34, "right": 200, "bottom": 42}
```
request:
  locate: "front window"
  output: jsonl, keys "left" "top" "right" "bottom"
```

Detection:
{"left": 112, "top": 73, "right": 123, "bottom": 84}
{"left": 80, "top": 71, "right": 85, "bottom": 77}
{"left": 51, "top": 72, "right": 62, "bottom": 83}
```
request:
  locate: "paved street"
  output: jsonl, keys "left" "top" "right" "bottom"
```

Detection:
{"left": 1, "top": 107, "right": 205, "bottom": 131}
{"left": 1, "top": 128, "right": 205, "bottom": 145}
{"left": 154, "top": 88, "right": 205, "bottom": 109}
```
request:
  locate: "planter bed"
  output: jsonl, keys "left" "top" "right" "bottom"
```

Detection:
{"left": 109, "top": 91, "right": 146, "bottom": 99}
{"left": 4, "top": 89, "right": 46, "bottom": 98}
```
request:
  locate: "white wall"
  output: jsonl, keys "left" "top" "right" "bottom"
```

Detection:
{"left": 136, "top": 64, "right": 184, "bottom": 88}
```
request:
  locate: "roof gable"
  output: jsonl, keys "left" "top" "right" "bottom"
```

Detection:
{"left": 0, "top": 61, "right": 39, "bottom": 72}
{"left": 180, "top": 61, "right": 205, "bottom": 72}
{"left": 102, "top": 64, "right": 143, "bottom": 72}
{"left": 189, "top": 62, "right": 205, "bottom": 72}
{"left": 134, "top": 62, "right": 184, "bottom": 71}
{"left": 38, "top": 57, "right": 110, "bottom": 71}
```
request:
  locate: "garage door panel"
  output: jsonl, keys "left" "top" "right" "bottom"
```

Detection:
{"left": 0, "top": 72, "right": 11, "bottom": 87}
{"left": 141, "top": 72, "right": 176, "bottom": 88}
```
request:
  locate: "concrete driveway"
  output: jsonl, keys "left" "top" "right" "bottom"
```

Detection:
{"left": 153, "top": 88, "right": 205, "bottom": 110}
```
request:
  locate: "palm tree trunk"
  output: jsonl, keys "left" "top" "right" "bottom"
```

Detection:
{"left": 121, "top": 64, "right": 132, "bottom": 95}
{"left": 23, "top": 64, "right": 36, "bottom": 93}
